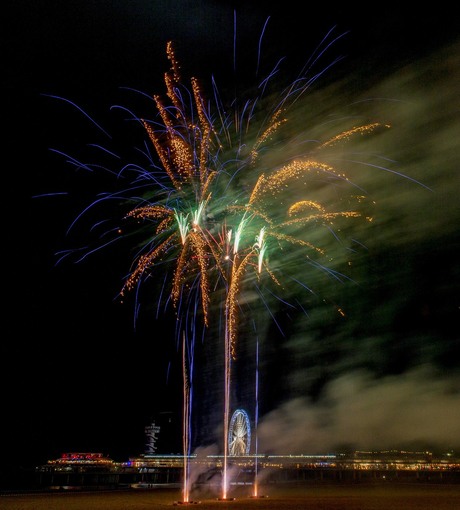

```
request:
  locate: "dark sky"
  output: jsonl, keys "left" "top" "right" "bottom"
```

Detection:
{"left": 4, "top": 1, "right": 459, "bottom": 475}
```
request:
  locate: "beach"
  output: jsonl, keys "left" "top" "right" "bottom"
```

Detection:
{"left": 1, "top": 482, "right": 459, "bottom": 510}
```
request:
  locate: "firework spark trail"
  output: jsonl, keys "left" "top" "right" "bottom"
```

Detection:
{"left": 182, "top": 331, "right": 191, "bottom": 503}
{"left": 44, "top": 19, "right": 428, "bottom": 501}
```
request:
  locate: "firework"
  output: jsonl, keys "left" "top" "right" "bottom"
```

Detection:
{"left": 50, "top": 25, "right": 398, "bottom": 501}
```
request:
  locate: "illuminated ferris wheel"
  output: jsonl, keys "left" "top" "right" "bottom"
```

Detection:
{"left": 228, "top": 409, "right": 251, "bottom": 456}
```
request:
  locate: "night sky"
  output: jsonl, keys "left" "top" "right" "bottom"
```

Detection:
{"left": 5, "top": 1, "right": 459, "bottom": 476}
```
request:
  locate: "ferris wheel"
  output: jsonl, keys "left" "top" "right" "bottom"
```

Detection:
{"left": 228, "top": 409, "right": 251, "bottom": 456}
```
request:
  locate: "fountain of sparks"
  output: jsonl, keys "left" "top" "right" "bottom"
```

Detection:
{"left": 252, "top": 337, "right": 264, "bottom": 498}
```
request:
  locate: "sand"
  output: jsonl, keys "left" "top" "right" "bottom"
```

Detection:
{"left": 1, "top": 483, "right": 459, "bottom": 510}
